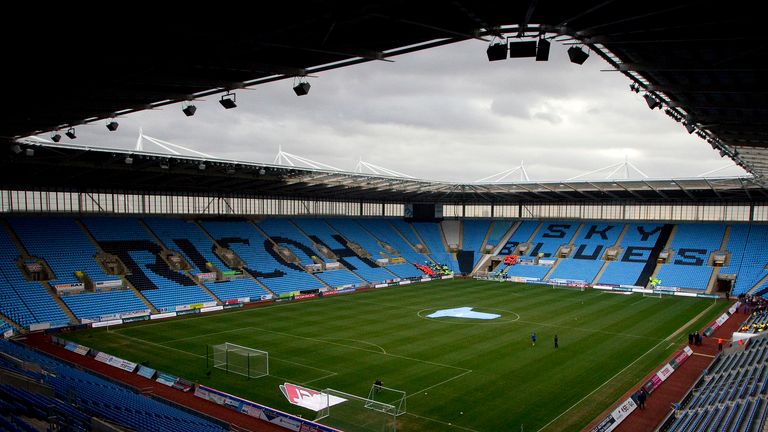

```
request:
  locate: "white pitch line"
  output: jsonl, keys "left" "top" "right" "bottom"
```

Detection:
{"left": 535, "top": 302, "right": 720, "bottom": 432}
{"left": 405, "top": 412, "right": 481, "bottom": 432}
{"left": 317, "top": 337, "right": 388, "bottom": 354}
{"left": 408, "top": 369, "right": 473, "bottom": 400}
{"left": 155, "top": 326, "right": 255, "bottom": 344}
{"left": 250, "top": 327, "right": 471, "bottom": 372}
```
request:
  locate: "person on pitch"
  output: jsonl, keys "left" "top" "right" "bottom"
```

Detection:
{"left": 531, "top": 332, "right": 537, "bottom": 347}
{"left": 374, "top": 378, "right": 383, "bottom": 393}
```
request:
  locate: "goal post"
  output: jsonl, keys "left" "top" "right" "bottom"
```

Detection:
{"left": 208, "top": 342, "right": 269, "bottom": 379}
{"left": 643, "top": 291, "right": 663, "bottom": 298}
{"left": 316, "top": 387, "right": 404, "bottom": 432}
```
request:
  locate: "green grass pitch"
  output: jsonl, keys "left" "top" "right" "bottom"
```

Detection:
{"left": 64, "top": 279, "right": 729, "bottom": 432}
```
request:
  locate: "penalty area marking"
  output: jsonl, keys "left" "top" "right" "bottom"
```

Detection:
{"left": 416, "top": 307, "right": 520, "bottom": 325}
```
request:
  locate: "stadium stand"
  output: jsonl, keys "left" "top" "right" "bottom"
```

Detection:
{"left": 498, "top": 220, "right": 540, "bottom": 255}
{"left": 82, "top": 218, "right": 214, "bottom": 311}
{"left": 292, "top": 218, "right": 397, "bottom": 283}
{"left": 412, "top": 222, "right": 459, "bottom": 272}
{"left": 549, "top": 222, "right": 623, "bottom": 283}
{"left": 655, "top": 224, "right": 725, "bottom": 290}
{"left": 598, "top": 223, "right": 669, "bottom": 287}
{"left": 62, "top": 290, "right": 148, "bottom": 322}
{"left": 0, "top": 320, "right": 12, "bottom": 337}
{"left": 485, "top": 220, "right": 513, "bottom": 251}
{"left": 665, "top": 336, "right": 768, "bottom": 432}
{"left": 0, "top": 339, "right": 227, "bottom": 432}
{"left": 721, "top": 224, "right": 768, "bottom": 296}
{"left": 258, "top": 218, "right": 325, "bottom": 265}
{"left": 353, "top": 219, "right": 426, "bottom": 278}
{"left": 201, "top": 219, "right": 325, "bottom": 295}
{"left": 459, "top": 219, "right": 492, "bottom": 272}
{"left": 143, "top": 217, "right": 231, "bottom": 273}
{"left": 8, "top": 217, "right": 120, "bottom": 285}
{"left": 0, "top": 229, "right": 69, "bottom": 328}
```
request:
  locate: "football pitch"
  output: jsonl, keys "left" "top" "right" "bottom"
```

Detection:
{"left": 64, "top": 279, "right": 729, "bottom": 432}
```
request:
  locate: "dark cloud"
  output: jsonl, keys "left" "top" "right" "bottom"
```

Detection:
{"left": 48, "top": 38, "right": 745, "bottom": 183}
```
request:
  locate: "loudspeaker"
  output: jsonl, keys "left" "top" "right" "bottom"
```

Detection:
{"left": 486, "top": 43, "right": 508, "bottom": 61}
{"left": 536, "top": 39, "right": 550, "bottom": 61}
{"left": 293, "top": 82, "right": 311, "bottom": 96}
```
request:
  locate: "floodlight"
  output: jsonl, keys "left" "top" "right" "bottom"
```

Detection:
{"left": 486, "top": 42, "right": 508, "bottom": 61}
{"left": 51, "top": 132, "right": 61, "bottom": 142}
{"left": 567, "top": 46, "right": 589, "bottom": 64}
{"left": 25, "top": 149, "right": 34, "bottom": 157}
{"left": 685, "top": 122, "right": 696, "bottom": 134}
{"left": 124, "top": 157, "right": 133, "bottom": 165}
{"left": 160, "top": 161, "right": 169, "bottom": 169}
{"left": 535, "top": 38, "right": 550, "bottom": 61}
{"left": 106, "top": 120, "right": 119, "bottom": 131}
{"left": 182, "top": 104, "right": 197, "bottom": 117}
{"left": 65, "top": 127, "right": 76, "bottom": 139}
{"left": 644, "top": 94, "right": 661, "bottom": 110}
{"left": 259, "top": 168, "right": 266, "bottom": 175}
{"left": 293, "top": 82, "right": 311, "bottom": 96}
{"left": 719, "top": 149, "right": 727, "bottom": 157}
{"left": 11, "top": 144, "right": 21, "bottom": 154}
{"left": 199, "top": 163, "right": 206, "bottom": 170}
{"left": 219, "top": 92, "right": 237, "bottom": 109}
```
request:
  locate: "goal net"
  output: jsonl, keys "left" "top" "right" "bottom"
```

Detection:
{"left": 551, "top": 282, "right": 586, "bottom": 292}
{"left": 209, "top": 342, "right": 268, "bottom": 379}
{"left": 316, "top": 387, "right": 403, "bottom": 432}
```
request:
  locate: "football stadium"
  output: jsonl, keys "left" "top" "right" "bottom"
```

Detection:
{"left": 1, "top": 2, "right": 767, "bottom": 432}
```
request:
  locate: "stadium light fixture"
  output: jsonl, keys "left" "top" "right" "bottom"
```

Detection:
{"left": 685, "top": 122, "right": 696, "bottom": 134}
{"left": 65, "top": 127, "right": 76, "bottom": 139}
{"left": 160, "top": 160, "right": 169, "bottom": 169}
{"left": 219, "top": 92, "right": 237, "bottom": 109}
{"left": 293, "top": 81, "right": 311, "bottom": 96}
{"left": 486, "top": 41, "right": 508, "bottom": 61}
{"left": 508, "top": 40, "right": 538, "bottom": 58}
{"left": 25, "top": 148, "right": 34, "bottom": 157}
{"left": 10, "top": 144, "right": 21, "bottom": 154}
{"left": 199, "top": 163, "right": 206, "bottom": 170}
{"left": 182, "top": 104, "right": 197, "bottom": 117}
{"left": 644, "top": 94, "right": 661, "bottom": 110}
{"left": 124, "top": 156, "right": 133, "bottom": 165}
{"left": 106, "top": 120, "right": 119, "bottom": 131}
{"left": 51, "top": 131, "right": 61, "bottom": 142}
{"left": 567, "top": 46, "right": 589, "bottom": 64}
{"left": 258, "top": 168, "right": 266, "bottom": 175}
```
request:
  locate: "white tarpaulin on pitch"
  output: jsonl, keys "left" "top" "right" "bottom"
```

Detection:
{"left": 280, "top": 383, "right": 347, "bottom": 412}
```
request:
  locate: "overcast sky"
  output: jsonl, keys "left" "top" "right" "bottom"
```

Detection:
{"left": 45, "top": 38, "right": 744, "bottom": 182}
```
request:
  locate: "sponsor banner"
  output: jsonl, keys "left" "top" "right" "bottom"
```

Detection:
{"left": 305, "top": 263, "right": 323, "bottom": 272}
{"left": 325, "top": 262, "right": 341, "bottom": 270}
{"left": 696, "top": 293, "right": 720, "bottom": 299}
{"left": 420, "top": 278, "right": 432, "bottom": 282}
{"left": 322, "top": 288, "right": 356, "bottom": 297}
{"left": 592, "top": 285, "right": 614, "bottom": 291}
{"left": 399, "top": 280, "right": 412, "bottom": 285}
{"left": 376, "top": 258, "right": 389, "bottom": 265}
{"left": 94, "top": 352, "right": 137, "bottom": 372}
{"left": 176, "top": 309, "right": 200, "bottom": 316}
{"left": 374, "top": 284, "right": 387, "bottom": 288}
{"left": 644, "top": 374, "right": 664, "bottom": 394}
{"left": 590, "top": 397, "right": 637, "bottom": 432}
{"left": 279, "top": 383, "right": 347, "bottom": 411}
{"left": 196, "top": 272, "right": 217, "bottom": 282}
{"left": 222, "top": 270, "right": 241, "bottom": 276}
{"left": 260, "top": 294, "right": 273, "bottom": 301}
{"left": 202, "top": 301, "right": 217, "bottom": 308}
{"left": 137, "top": 365, "right": 157, "bottom": 380}
{"left": 120, "top": 310, "right": 150, "bottom": 319}
{"left": 620, "top": 285, "right": 644, "bottom": 290}
{"left": 94, "top": 280, "right": 123, "bottom": 288}
{"left": 176, "top": 304, "right": 193, "bottom": 312}
{"left": 729, "top": 302, "right": 741, "bottom": 315}
{"left": 91, "top": 319, "right": 123, "bottom": 328}
{"left": 54, "top": 283, "right": 85, "bottom": 290}
{"left": 674, "top": 292, "right": 699, "bottom": 298}
{"left": 294, "top": 293, "right": 318, "bottom": 300}
{"left": 224, "top": 299, "right": 240, "bottom": 305}
{"left": 539, "top": 259, "right": 556, "bottom": 266}
{"left": 99, "top": 313, "right": 122, "bottom": 322}
{"left": 442, "top": 274, "right": 454, "bottom": 280}
{"left": 156, "top": 372, "right": 178, "bottom": 387}
{"left": 655, "top": 364, "right": 675, "bottom": 382}
{"left": 64, "top": 341, "right": 90, "bottom": 356}
{"left": 150, "top": 312, "right": 177, "bottom": 320}
{"left": 631, "top": 288, "right": 653, "bottom": 294}
{"left": 201, "top": 306, "right": 224, "bottom": 313}
{"left": 657, "top": 286, "right": 680, "bottom": 292}
{"left": 390, "top": 257, "right": 405, "bottom": 264}
{"left": 195, "top": 385, "right": 340, "bottom": 432}
{"left": 29, "top": 322, "right": 51, "bottom": 331}
{"left": 715, "top": 313, "right": 730, "bottom": 327}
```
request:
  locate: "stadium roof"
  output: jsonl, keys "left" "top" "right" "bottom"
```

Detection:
{"left": 4, "top": 141, "right": 766, "bottom": 204}
{"left": 3, "top": 2, "right": 766, "bottom": 179}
